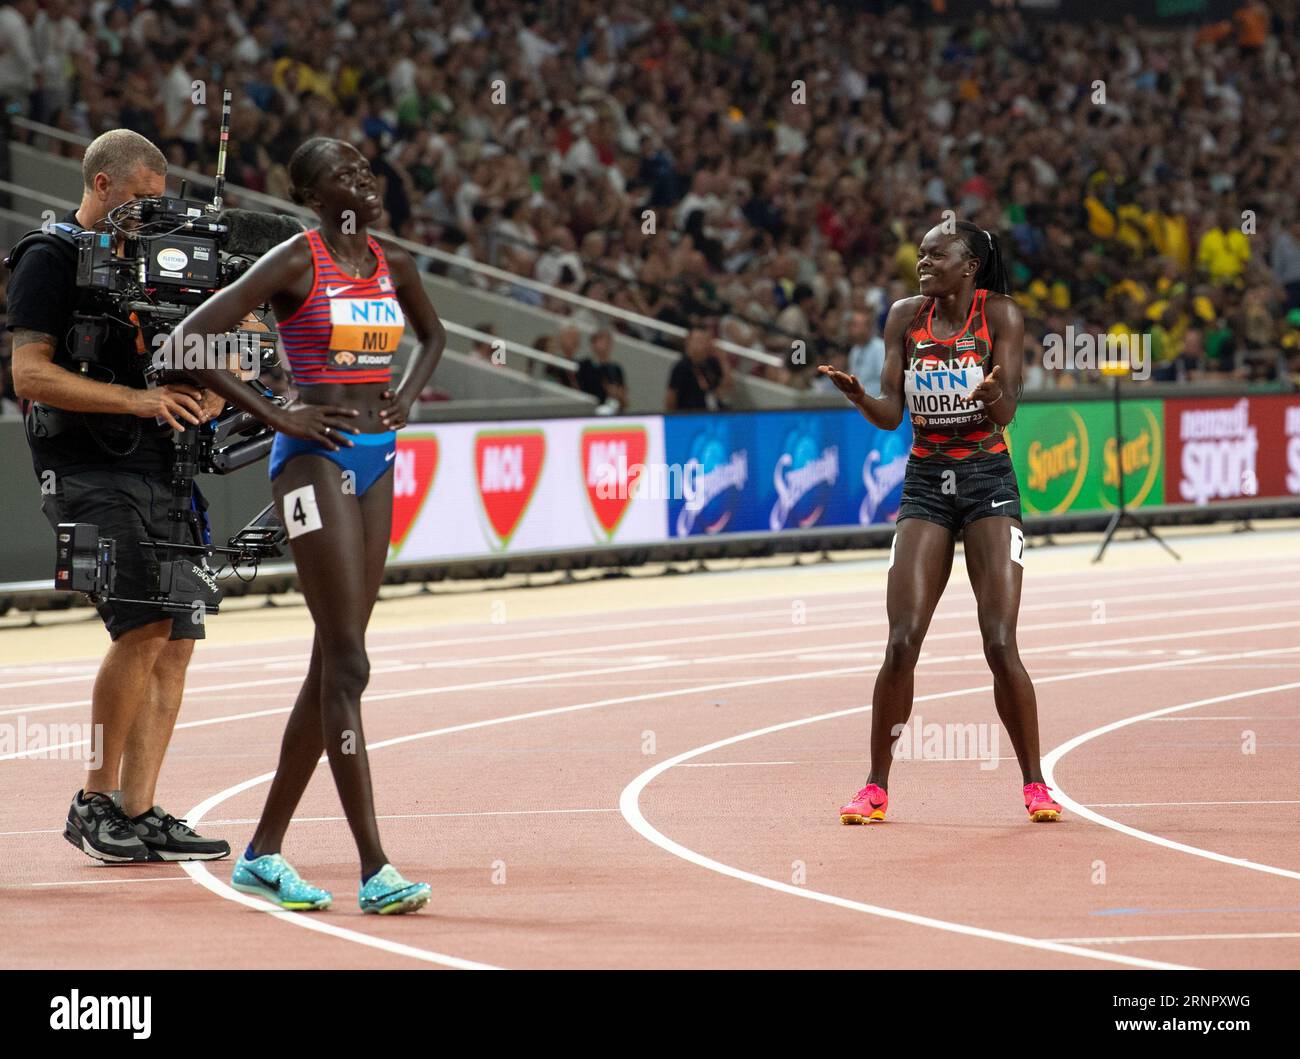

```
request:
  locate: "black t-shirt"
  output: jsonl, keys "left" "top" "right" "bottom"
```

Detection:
{"left": 5, "top": 212, "right": 173, "bottom": 476}
{"left": 668, "top": 354, "right": 723, "bottom": 411}
{"left": 576, "top": 357, "right": 625, "bottom": 403}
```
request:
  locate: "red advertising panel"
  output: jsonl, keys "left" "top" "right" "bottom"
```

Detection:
{"left": 1164, "top": 395, "right": 1300, "bottom": 505}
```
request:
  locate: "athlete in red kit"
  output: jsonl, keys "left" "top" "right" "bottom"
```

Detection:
{"left": 820, "top": 220, "right": 1062, "bottom": 824}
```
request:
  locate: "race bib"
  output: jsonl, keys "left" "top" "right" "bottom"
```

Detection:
{"left": 904, "top": 362, "right": 986, "bottom": 427}
{"left": 327, "top": 297, "right": 404, "bottom": 371}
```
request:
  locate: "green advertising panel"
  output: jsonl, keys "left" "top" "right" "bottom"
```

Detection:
{"left": 1006, "top": 399, "right": 1165, "bottom": 515}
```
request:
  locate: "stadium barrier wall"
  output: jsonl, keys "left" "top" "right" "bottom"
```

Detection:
{"left": 2, "top": 393, "right": 1299, "bottom": 602}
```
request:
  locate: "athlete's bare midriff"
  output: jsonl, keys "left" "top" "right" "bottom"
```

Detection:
{"left": 296, "top": 380, "right": 392, "bottom": 433}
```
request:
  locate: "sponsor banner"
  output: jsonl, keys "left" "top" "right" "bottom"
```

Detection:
{"left": 663, "top": 414, "right": 761, "bottom": 536}
{"left": 1165, "top": 394, "right": 1300, "bottom": 506}
{"left": 842, "top": 411, "right": 911, "bottom": 527}
{"left": 1007, "top": 399, "right": 1165, "bottom": 515}
{"left": 664, "top": 410, "right": 909, "bottom": 538}
{"left": 390, "top": 416, "right": 667, "bottom": 561}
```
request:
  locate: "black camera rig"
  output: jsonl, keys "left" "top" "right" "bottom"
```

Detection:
{"left": 9, "top": 91, "right": 299, "bottom": 614}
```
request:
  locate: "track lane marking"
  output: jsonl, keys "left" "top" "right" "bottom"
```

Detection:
{"left": 1043, "top": 681, "right": 1300, "bottom": 882}
{"left": 8, "top": 621, "right": 1300, "bottom": 761}
{"left": 6, "top": 566, "right": 1298, "bottom": 692}
{"left": 1051, "top": 931, "right": 1300, "bottom": 945}
{"left": 7, "top": 553, "right": 1293, "bottom": 677}
{"left": 618, "top": 704, "right": 1191, "bottom": 971}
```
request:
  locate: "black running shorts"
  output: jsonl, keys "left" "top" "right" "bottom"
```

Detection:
{"left": 41, "top": 469, "right": 208, "bottom": 641}
{"left": 897, "top": 452, "right": 1022, "bottom": 534}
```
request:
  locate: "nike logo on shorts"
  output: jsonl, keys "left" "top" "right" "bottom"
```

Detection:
{"left": 991, "top": 498, "right": 1016, "bottom": 508}
{"left": 325, "top": 284, "right": 354, "bottom": 297}
{"left": 385, "top": 451, "right": 396, "bottom": 461}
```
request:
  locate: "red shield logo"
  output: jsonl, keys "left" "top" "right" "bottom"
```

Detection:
{"left": 475, "top": 430, "right": 546, "bottom": 548}
{"left": 390, "top": 436, "right": 439, "bottom": 553}
{"left": 581, "top": 426, "right": 647, "bottom": 539}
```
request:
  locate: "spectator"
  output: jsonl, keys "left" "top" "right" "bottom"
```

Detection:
{"left": 1196, "top": 205, "right": 1251, "bottom": 286}
{"left": 0, "top": 0, "right": 38, "bottom": 116}
{"left": 576, "top": 328, "right": 627, "bottom": 414}
{"left": 1270, "top": 219, "right": 1300, "bottom": 312}
{"left": 9, "top": 0, "right": 1298, "bottom": 394}
{"left": 845, "top": 310, "right": 886, "bottom": 397}
{"left": 666, "top": 327, "right": 729, "bottom": 412}
{"left": 536, "top": 324, "right": 582, "bottom": 390}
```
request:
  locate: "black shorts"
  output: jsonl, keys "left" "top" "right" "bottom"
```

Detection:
{"left": 40, "top": 469, "right": 208, "bottom": 642}
{"left": 897, "top": 452, "right": 1022, "bottom": 535}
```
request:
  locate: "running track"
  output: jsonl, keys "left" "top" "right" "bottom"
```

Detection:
{"left": 1, "top": 530, "right": 1298, "bottom": 969}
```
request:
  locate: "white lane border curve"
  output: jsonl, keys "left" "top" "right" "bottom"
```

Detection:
{"left": 1043, "top": 680, "right": 1300, "bottom": 882}
{"left": 619, "top": 704, "right": 1189, "bottom": 970}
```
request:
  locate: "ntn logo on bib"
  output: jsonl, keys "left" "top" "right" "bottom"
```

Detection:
{"left": 328, "top": 297, "right": 404, "bottom": 354}
{"left": 905, "top": 362, "right": 986, "bottom": 422}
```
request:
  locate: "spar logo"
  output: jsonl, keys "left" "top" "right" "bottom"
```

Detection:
{"left": 475, "top": 429, "right": 545, "bottom": 549}
{"left": 1102, "top": 405, "right": 1161, "bottom": 508}
{"left": 581, "top": 426, "right": 647, "bottom": 540}
{"left": 676, "top": 429, "right": 748, "bottom": 536}
{"left": 1177, "top": 399, "right": 1258, "bottom": 505}
{"left": 1286, "top": 406, "right": 1300, "bottom": 495}
{"left": 769, "top": 427, "right": 838, "bottom": 531}
{"left": 390, "top": 435, "right": 439, "bottom": 555}
{"left": 1021, "top": 408, "right": 1089, "bottom": 514}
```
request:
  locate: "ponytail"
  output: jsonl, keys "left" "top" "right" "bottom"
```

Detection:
{"left": 955, "top": 221, "right": 1010, "bottom": 295}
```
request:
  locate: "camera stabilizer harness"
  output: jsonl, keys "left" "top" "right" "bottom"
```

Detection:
{"left": 6, "top": 92, "right": 301, "bottom": 614}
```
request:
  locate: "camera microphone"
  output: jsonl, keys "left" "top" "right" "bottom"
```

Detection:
{"left": 219, "top": 209, "right": 306, "bottom": 260}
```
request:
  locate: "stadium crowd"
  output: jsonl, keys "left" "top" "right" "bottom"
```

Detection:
{"left": 2, "top": 0, "right": 1300, "bottom": 407}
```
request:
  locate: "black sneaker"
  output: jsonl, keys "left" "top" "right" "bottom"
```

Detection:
{"left": 64, "top": 790, "right": 151, "bottom": 863}
{"left": 130, "top": 806, "right": 231, "bottom": 862}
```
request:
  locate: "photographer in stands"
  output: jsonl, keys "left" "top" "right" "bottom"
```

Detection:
{"left": 6, "top": 130, "right": 230, "bottom": 864}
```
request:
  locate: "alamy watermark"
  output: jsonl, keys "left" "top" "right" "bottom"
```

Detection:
{"left": 150, "top": 330, "right": 266, "bottom": 374}
{"left": 1043, "top": 327, "right": 1151, "bottom": 381}
{"left": 891, "top": 715, "right": 1000, "bottom": 770}
{"left": 0, "top": 719, "right": 103, "bottom": 768}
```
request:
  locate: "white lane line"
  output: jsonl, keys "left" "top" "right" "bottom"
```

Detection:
{"left": 14, "top": 876, "right": 193, "bottom": 889}
{"left": 0, "top": 807, "right": 619, "bottom": 837}
{"left": 178, "top": 772, "right": 499, "bottom": 972}
{"left": 179, "top": 665, "right": 888, "bottom": 971}
{"left": 618, "top": 706, "right": 1190, "bottom": 971}
{"left": 615, "top": 646, "right": 1300, "bottom": 970}
{"left": 679, "top": 757, "right": 1021, "bottom": 766}
{"left": 1043, "top": 681, "right": 1300, "bottom": 882}
{"left": 202, "top": 808, "right": 618, "bottom": 826}
{"left": 182, "top": 645, "right": 1300, "bottom": 969}
{"left": 1050, "top": 932, "right": 1300, "bottom": 945}
{"left": 7, "top": 590, "right": 1291, "bottom": 722}
{"left": 8, "top": 572, "right": 1299, "bottom": 704}
{"left": 0, "top": 599, "right": 875, "bottom": 691}
{"left": 9, "top": 620, "right": 1300, "bottom": 762}
{"left": 7, "top": 555, "right": 1289, "bottom": 679}
{"left": 183, "top": 643, "right": 1275, "bottom": 971}
{"left": 1088, "top": 800, "right": 1300, "bottom": 808}
{"left": 185, "top": 864, "right": 500, "bottom": 970}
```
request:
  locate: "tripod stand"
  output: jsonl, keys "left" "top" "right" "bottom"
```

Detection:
{"left": 1092, "top": 370, "right": 1180, "bottom": 564}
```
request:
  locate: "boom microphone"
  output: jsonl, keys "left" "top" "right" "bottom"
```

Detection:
{"left": 219, "top": 208, "right": 306, "bottom": 260}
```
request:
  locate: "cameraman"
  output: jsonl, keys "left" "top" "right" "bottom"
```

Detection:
{"left": 6, "top": 129, "right": 229, "bottom": 864}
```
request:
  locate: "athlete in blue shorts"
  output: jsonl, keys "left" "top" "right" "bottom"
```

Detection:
{"left": 161, "top": 137, "right": 446, "bottom": 911}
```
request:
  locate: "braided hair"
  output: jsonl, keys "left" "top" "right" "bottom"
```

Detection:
{"left": 954, "top": 221, "right": 1010, "bottom": 295}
